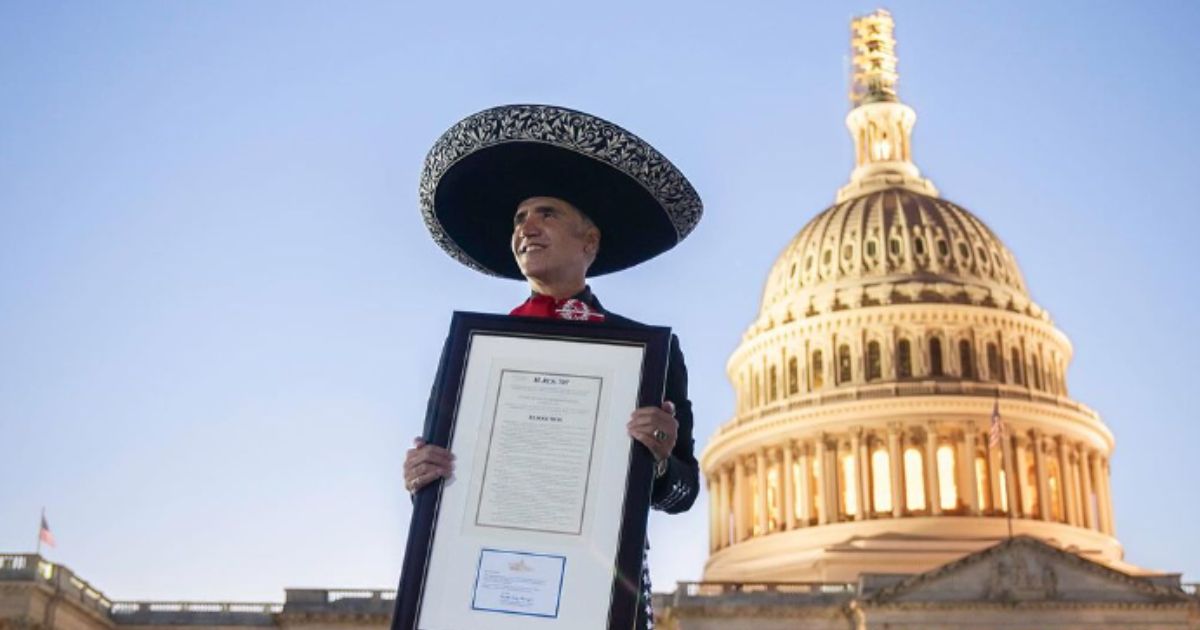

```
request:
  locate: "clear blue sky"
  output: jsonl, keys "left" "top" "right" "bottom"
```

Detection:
{"left": 2, "top": 0, "right": 1198, "bottom": 601}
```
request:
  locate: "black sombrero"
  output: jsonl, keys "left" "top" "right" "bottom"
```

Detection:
{"left": 419, "top": 104, "right": 703, "bottom": 279}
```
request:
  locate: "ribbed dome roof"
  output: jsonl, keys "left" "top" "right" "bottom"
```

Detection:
{"left": 761, "top": 188, "right": 1034, "bottom": 316}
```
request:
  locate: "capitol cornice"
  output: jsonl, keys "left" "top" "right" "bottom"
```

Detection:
{"left": 731, "top": 302, "right": 1072, "bottom": 373}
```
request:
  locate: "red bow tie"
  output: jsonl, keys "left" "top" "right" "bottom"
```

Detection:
{"left": 510, "top": 295, "right": 606, "bottom": 322}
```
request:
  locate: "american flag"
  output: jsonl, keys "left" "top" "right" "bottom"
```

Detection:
{"left": 988, "top": 399, "right": 1006, "bottom": 449}
{"left": 39, "top": 513, "right": 55, "bottom": 548}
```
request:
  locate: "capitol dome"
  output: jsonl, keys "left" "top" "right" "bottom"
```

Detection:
{"left": 701, "top": 10, "right": 1130, "bottom": 583}
{"left": 759, "top": 189, "right": 1036, "bottom": 320}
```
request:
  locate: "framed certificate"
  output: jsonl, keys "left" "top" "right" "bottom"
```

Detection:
{"left": 393, "top": 311, "right": 671, "bottom": 630}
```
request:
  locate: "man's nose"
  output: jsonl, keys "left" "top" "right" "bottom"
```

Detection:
{"left": 517, "top": 217, "right": 543, "bottom": 237}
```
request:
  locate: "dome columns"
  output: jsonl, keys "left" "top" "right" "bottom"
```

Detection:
{"left": 703, "top": 416, "right": 1118, "bottom": 567}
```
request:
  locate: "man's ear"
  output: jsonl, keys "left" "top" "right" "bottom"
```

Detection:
{"left": 585, "top": 227, "right": 601, "bottom": 256}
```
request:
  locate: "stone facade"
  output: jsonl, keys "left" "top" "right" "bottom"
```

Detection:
{"left": 658, "top": 538, "right": 1200, "bottom": 629}
{"left": 0, "top": 555, "right": 388, "bottom": 630}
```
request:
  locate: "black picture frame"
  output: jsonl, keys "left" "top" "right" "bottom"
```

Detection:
{"left": 392, "top": 311, "right": 671, "bottom": 630}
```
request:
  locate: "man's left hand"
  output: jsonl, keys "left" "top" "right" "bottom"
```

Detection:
{"left": 627, "top": 400, "right": 677, "bottom": 462}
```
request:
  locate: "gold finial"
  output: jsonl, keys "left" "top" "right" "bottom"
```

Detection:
{"left": 850, "top": 9, "right": 899, "bottom": 107}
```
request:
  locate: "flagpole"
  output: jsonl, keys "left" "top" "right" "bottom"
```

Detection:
{"left": 36, "top": 507, "right": 44, "bottom": 557}
{"left": 990, "top": 393, "right": 1014, "bottom": 540}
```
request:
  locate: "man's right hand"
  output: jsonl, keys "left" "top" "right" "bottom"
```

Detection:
{"left": 404, "top": 437, "right": 454, "bottom": 494}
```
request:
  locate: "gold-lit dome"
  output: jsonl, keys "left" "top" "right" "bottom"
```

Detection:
{"left": 700, "top": 9, "right": 1128, "bottom": 585}
{"left": 758, "top": 189, "right": 1038, "bottom": 321}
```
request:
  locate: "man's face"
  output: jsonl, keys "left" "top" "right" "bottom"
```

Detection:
{"left": 511, "top": 196, "right": 599, "bottom": 284}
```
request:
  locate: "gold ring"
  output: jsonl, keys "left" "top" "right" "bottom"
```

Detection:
{"left": 653, "top": 429, "right": 667, "bottom": 442}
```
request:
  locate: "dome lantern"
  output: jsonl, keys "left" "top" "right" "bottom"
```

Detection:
{"left": 838, "top": 9, "right": 938, "bottom": 202}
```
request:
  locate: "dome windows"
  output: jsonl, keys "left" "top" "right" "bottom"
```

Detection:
{"left": 889, "top": 238, "right": 902, "bottom": 256}
{"left": 937, "top": 239, "right": 950, "bottom": 257}
{"left": 866, "top": 341, "right": 883, "bottom": 381}
{"left": 986, "top": 343, "right": 1004, "bottom": 383}
{"left": 843, "top": 244, "right": 854, "bottom": 261}
{"left": 913, "top": 237, "right": 926, "bottom": 256}
{"left": 958, "top": 242, "right": 970, "bottom": 259}
{"left": 823, "top": 249, "right": 833, "bottom": 265}
{"left": 929, "top": 337, "right": 944, "bottom": 376}
{"left": 896, "top": 339, "right": 913, "bottom": 378}
{"left": 811, "top": 350, "right": 825, "bottom": 389}
{"left": 959, "top": 340, "right": 975, "bottom": 379}
{"left": 1011, "top": 348, "right": 1024, "bottom": 386}
{"left": 866, "top": 240, "right": 878, "bottom": 258}
{"left": 838, "top": 344, "right": 853, "bottom": 384}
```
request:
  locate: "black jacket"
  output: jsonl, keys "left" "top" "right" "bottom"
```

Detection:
{"left": 395, "top": 288, "right": 698, "bottom": 629}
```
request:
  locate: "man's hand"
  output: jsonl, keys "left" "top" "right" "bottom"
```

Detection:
{"left": 404, "top": 437, "right": 454, "bottom": 494}
{"left": 627, "top": 401, "right": 678, "bottom": 462}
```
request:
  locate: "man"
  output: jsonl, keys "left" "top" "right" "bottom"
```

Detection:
{"left": 398, "top": 104, "right": 703, "bottom": 630}
{"left": 404, "top": 196, "right": 690, "bottom": 500}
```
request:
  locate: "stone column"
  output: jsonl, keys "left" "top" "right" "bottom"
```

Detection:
{"left": 1104, "top": 458, "right": 1117, "bottom": 535}
{"left": 924, "top": 424, "right": 942, "bottom": 514}
{"left": 707, "top": 474, "right": 717, "bottom": 552}
{"left": 733, "top": 455, "right": 748, "bottom": 541}
{"left": 887, "top": 424, "right": 904, "bottom": 518}
{"left": 718, "top": 465, "right": 731, "bottom": 548}
{"left": 1033, "top": 430, "right": 1050, "bottom": 521}
{"left": 987, "top": 430, "right": 1003, "bottom": 513}
{"left": 797, "top": 442, "right": 812, "bottom": 526}
{"left": 1094, "top": 455, "right": 1113, "bottom": 535}
{"left": 755, "top": 449, "right": 768, "bottom": 535}
{"left": 963, "top": 423, "right": 979, "bottom": 515}
{"left": 1057, "top": 437, "right": 1075, "bottom": 525}
{"left": 1080, "top": 448, "right": 1097, "bottom": 530}
{"left": 783, "top": 442, "right": 796, "bottom": 530}
{"left": 816, "top": 435, "right": 834, "bottom": 524}
{"left": 1075, "top": 448, "right": 1094, "bottom": 523}
{"left": 851, "top": 429, "right": 866, "bottom": 520}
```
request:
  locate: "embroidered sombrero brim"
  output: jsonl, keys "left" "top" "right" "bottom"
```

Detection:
{"left": 419, "top": 104, "right": 703, "bottom": 279}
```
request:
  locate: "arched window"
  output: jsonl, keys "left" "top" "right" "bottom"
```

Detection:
{"left": 904, "top": 447, "right": 926, "bottom": 510}
{"left": 1031, "top": 355, "right": 1043, "bottom": 389}
{"left": 811, "top": 350, "right": 824, "bottom": 389}
{"left": 896, "top": 339, "right": 912, "bottom": 378}
{"left": 975, "top": 455, "right": 991, "bottom": 511}
{"left": 1011, "top": 348, "right": 1024, "bottom": 386}
{"left": 766, "top": 466, "right": 780, "bottom": 532}
{"left": 840, "top": 452, "right": 858, "bottom": 517}
{"left": 768, "top": 365, "right": 778, "bottom": 401}
{"left": 837, "top": 344, "right": 852, "bottom": 384}
{"left": 986, "top": 343, "right": 1004, "bottom": 383}
{"left": 787, "top": 357, "right": 799, "bottom": 395}
{"left": 872, "top": 448, "right": 892, "bottom": 513}
{"left": 937, "top": 444, "right": 958, "bottom": 511}
{"left": 998, "top": 469, "right": 1009, "bottom": 513}
{"left": 959, "top": 340, "right": 975, "bottom": 379}
{"left": 866, "top": 341, "right": 882, "bottom": 381}
{"left": 750, "top": 370, "right": 760, "bottom": 406}
{"left": 1047, "top": 455, "right": 1064, "bottom": 523}
{"left": 929, "top": 337, "right": 944, "bottom": 376}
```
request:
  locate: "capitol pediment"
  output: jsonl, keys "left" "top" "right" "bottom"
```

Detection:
{"left": 865, "top": 537, "right": 1185, "bottom": 606}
